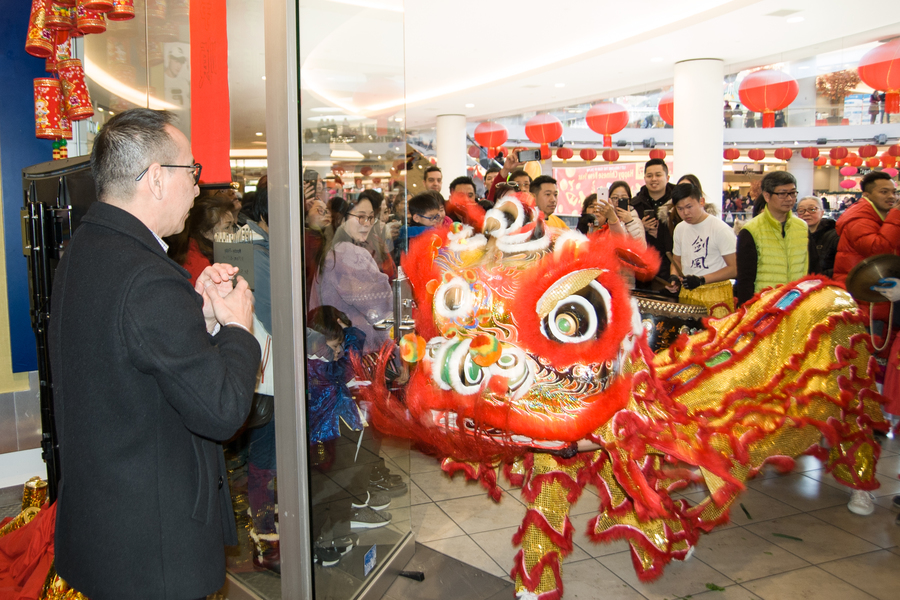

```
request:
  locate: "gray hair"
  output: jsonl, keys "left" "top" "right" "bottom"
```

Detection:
{"left": 797, "top": 196, "right": 822, "bottom": 209}
{"left": 91, "top": 109, "right": 178, "bottom": 202}
{"left": 760, "top": 170, "right": 797, "bottom": 194}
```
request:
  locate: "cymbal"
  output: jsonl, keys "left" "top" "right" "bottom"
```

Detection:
{"left": 845, "top": 254, "right": 900, "bottom": 303}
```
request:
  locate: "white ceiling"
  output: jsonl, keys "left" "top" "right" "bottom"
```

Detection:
{"left": 230, "top": 0, "right": 900, "bottom": 149}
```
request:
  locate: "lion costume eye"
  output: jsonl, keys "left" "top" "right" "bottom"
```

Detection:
{"left": 434, "top": 276, "right": 474, "bottom": 320}
{"left": 541, "top": 281, "right": 611, "bottom": 344}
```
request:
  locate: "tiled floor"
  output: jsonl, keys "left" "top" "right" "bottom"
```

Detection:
{"left": 380, "top": 433, "right": 900, "bottom": 600}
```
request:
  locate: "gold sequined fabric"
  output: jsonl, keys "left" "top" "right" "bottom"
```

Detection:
{"left": 22, "top": 477, "right": 48, "bottom": 510}
{"left": 40, "top": 562, "right": 89, "bottom": 600}
{"left": 678, "top": 280, "right": 734, "bottom": 319}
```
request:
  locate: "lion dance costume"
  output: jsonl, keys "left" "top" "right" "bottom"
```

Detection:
{"left": 354, "top": 193, "right": 885, "bottom": 599}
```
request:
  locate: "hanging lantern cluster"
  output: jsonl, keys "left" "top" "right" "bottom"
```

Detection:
{"left": 26, "top": 0, "right": 133, "bottom": 158}
{"left": 738, "top": 69, "right": 799, "bottom": 128}
{"left": 586, "top": 103, "right": 628, "bottom": 148}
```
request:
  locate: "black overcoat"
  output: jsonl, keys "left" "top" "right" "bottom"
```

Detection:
{"left": 49, "top": 202, "right": 261, "bottom": 600}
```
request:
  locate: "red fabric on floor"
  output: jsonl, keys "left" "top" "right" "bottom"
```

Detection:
{"left": 0, "top": 502, "right": 56, "bottom": 600}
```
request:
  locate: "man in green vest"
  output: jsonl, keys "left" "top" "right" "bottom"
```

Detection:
{"left": 734, "top": 171, "right": 808, "bottom": 306}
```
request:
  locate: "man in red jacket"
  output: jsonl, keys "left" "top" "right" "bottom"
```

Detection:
{"left": 834, "top": 171, "right": 900, "bottom": 333}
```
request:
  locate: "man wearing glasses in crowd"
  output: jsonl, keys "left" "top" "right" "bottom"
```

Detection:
{"left": 734, "top": 171, "right": 808, "bottom": 306}
{"left": 49, "top": 109, "right": 260, "bottom": 599}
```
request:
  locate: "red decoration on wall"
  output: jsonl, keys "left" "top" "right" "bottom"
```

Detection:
{"left": 602, "top": 149, "right": 619, "bottom": 162}
{"left": 648, "top": 149, "right": 666, "bottom": 160}
{"left": 473, "top": 121, "right": 508, "bottom": 158}
{"left": 738, "top": 69, "right": 799, "bottom": 128}
{"left": 858, "top": 144, "right": 878, "bottom": 158}
{"left": 800, "top": 147, "right": 819, "bottom": 161}
{"left": 190, "top": 0, "right": 231, "bottom": 184}
{"left": 579, "top": 148, "right": 597, "bottom": 163}
{"left": 723, "top": 148, "right": 741, "bottom": 162}
{"left": 657, "top": 89, "right": 674, "bottom": 126}
{"left": 829, "top": 147, "right": 848, "bottom": 160}
{"left": 858, "top": 39, "right": 900, "bottom": 114}
{"left": 556, "top": 147, "right": 574, "bottom": 162}
{"left": 748, "top": 148, "right": 766, "bottom": 162}
{"left": 814, "top": 156, "right": 827, "bottom": 167}
{"left": 525, "top": 114, "right": 563, "bottom": 157}
{"left": 586, "top": 103, "right": 629, "bottom": 148}
{"left": 773, "top": 147, "right": 793, "bottom": 162}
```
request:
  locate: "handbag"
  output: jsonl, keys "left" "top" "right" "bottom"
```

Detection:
{"left": 246, "top": 393, "right": 274, "bottom": 429}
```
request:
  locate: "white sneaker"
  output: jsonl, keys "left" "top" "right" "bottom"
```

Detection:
{"left": 848, "top": 490, "right": 875, "bottom": 516}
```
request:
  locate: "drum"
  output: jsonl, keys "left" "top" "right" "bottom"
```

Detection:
{"left": 633, "top": 290, "right": 707, "bottom": 352}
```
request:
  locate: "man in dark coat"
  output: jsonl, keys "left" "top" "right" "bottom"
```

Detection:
{"left": 630, "top": 158, "right": 675, "bottom": 294}
{"left": 49, "top": 109, "right": 261, "bottom": 600}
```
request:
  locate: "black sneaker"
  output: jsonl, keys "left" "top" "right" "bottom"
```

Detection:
{"left": 368, "top": 476, "right": 408, "bottom": 497}
{"left": 314, "top": 546, "right": 341, "bottom": 567}
{"left": 350, "top": 507, "right": 392, "bottom": 529}
{"left": 351, "top": 490, "right": 392, "bottom": 511}
{"left": 370, "top": 465, "right": 404, "bottom": 484}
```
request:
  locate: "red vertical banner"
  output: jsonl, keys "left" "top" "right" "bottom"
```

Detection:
{"left": 190, "top": 0, "right": 231, "bottom": 184}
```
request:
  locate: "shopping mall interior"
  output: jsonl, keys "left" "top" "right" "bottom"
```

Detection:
{"left": 1, "top": 1, "right": 900, "bottom": 599}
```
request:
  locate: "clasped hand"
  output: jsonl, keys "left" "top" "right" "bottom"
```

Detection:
{"left": 195, "top": 263, "right": 255, "bottom": 334}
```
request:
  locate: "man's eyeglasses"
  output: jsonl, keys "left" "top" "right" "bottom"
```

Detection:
{"left": 347, "top": 213, "right": 376, "bottom": 225}
{"left": 796, "top": 208, "right": 820, "bottom": 215}
{"left": 135, "top": 163, "right": 202, "bottom": 185}
{"left": 771, "top": 190, "right": 799, "bottom": 199}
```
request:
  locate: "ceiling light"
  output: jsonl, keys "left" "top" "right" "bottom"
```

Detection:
{"left": 786, "top": 16, "right": 804, "bottom": 23}
{"left": 262, "top": 76, "right": 267, "bottom": 80}
{"left": 108, "top": 111, "right": 115, "bottom": 116}
{"left": 465, "top": 103, "right": 475, "bottom": 108}
{"left": 255, "top": 132, "right": 264, "bottom": 136}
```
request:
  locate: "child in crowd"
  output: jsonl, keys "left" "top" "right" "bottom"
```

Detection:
{"left": 306, "top": 306, "right": 367, "bottom": 464}
{"left": 403, "top": 191, "right": 445, "bottom": 240}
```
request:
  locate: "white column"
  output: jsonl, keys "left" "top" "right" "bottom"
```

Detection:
{"left": 435, "top": 114, "right": 467, "bottom": 196}
{"left": 789, "top": 154, "right": 815, "bottom": 198}
{"left": 674, "top": 59, "right": 724, "bottom": 212}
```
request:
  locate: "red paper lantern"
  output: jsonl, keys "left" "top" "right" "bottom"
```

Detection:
{"left": 858, "top": 39, "right": 900, "bottom": 114}
{"left": 840, "top": 166, "right": 858, "bottom": 177}
{"left": 360, "top": 166, "right": 373, "bottom": 177}
{"left": 858, "top": 145, "right": 878, "bottom": 158}
{"left": 657, "top": 89, "right": 674, "bottom": 127}
{"left": 840, "top": 179, "right": 857, "bottom": 190}
{"left": 540, "top": 146, "right": 551, "bottom": 160}
{"left": 849, "top": 156, "right": 863, "bottom": 168}
{"left": 830, "top": 158, "right": 844, "bottom": 167}
{"left": 556, "top": 147, "right": 574, "bottom": 162}
{"left": 748, "top": 148, "right": 766, "bottom": 162}
{"left": 738, "top": 70, "right": 798, "bottom": 128}
{"left": 723, "top": 148, "right": 741, "bottom": 162}
{"left": 649, "top": 149, "right": 666, "bottom": 160}
{"left": 889, "top": 144, "right": 900, "bottom": 157}
{"left": 774, "top": 147, "right": 793, "bottom": 162}
{"left": 586, "top": 103, "right": 629, "bottom": 148}
{"left": 473, "top": 122, "right": 508, "bottom": 158}
{"left": 800, "top": 147, "right": 819, "bottom": 161}
{"left": 468, "top": 145, "right": 480, "bottom": 159}
{"left": 866, "top": 157, "right": 881, "bottom": 168}
{"left": 602, "top": 149, "right": 619, "bottom": 162}
{"left": 829, "top": 147, "right": 848, "bottom": 160}
{"left": 884, "top": 167, "right": 899, "bottom": 178}
{"left": 814, "top": 156, "right": 827, "bottom": 167}
{"left": 525, "top": 114, "right": 563, "bottom": 158}
{"left": 579, "top": 148, "right": 597, "bottom": 163}
{"left": 883, "top": 154, "right": 897, "bottom": 168}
